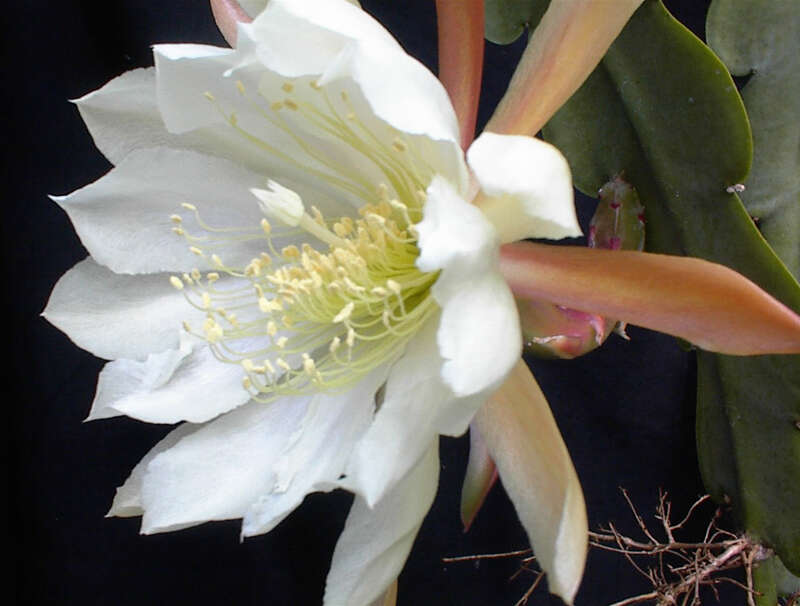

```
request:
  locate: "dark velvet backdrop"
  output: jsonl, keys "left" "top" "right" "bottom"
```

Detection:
{"left": 10, "top": 1, "right": 737, "bottom": 604}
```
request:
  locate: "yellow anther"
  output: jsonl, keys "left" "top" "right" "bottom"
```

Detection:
{"left": 346, "top": 327, "right": 356, "bottom": 348}
{"left": 310, "top": 205, "right": 325, "bottom": 225}
{"left": 267, "top": 320, "right": 278, "bottom": 336}
{"left": 386, "top": 279, "right": 402, "bottom": 295}
{"left": 259, "top": 297, "right": 271, "bottom": 313}
{"left": 189, "top": 246, "right": 204, "bottom": 256}
{"left": 181, "top": 202, "right": 197, "bottom": 211}
{"left": 264, "top": 359, "right": 276, "bottom": 375}
{"left": 182, "top": 273, "right": 193, "bottom": 285}
{"left": 276, "top": 336, "right": 289, "bottom": 349}
{"left": 281, "top": 82, "right": 294, "bottom": 93}
{"left": 191, "top": 268, "right": 201, "bottom": 281}
{"left": 242, "top": 359, "right": 256, "bottom": 373}
{"left": 284, "top": 99, "right": 298, "bottom": 111}
{"left": 371, "top": 286, "right": 388, "bottom": 297}
{"left": 182, "top": 321, "right": 191, "bottom": 332}
{"left": 329, "top": 337, "right": 341, "bottom": 353}
{"left": 211, "top": 254, "right": 224, "bottom": 268}
{"left": 172, "top": 227, "right": 185, "bottom": 236}
{"left": 242, "top": 376, "right": 253, "bottom": 390}
{"left": 202, "top": 317, "right": 223, "bottom": 342}
{"left": 310, "top": 80, "right": 322, "bottom": 90}
{"left": 235, "top": 80, "right": 246, "bottom": 95}
{"left": 282, "top": 245, "right": 300, "bottom": 260}
{"left": 201, "top": 292, "right": 212, "bottom": 309}
{"left": 270, "top": 101, "right": 284, "bottom": 111}
{"left": 261, "top": 218, "right": 272, "bottom": 234}
{"left": 281, "top": 315, "right": 293, "bottom": 328}
{"left": 203, "top": 92, "right": 216, "bottom": 102}
{"left": 260, "top": 252, "right": 272, "bottom": 266}
{"left": 207, "top": 272, "right": 220, "bottom": 283}
{"left": 169, "top": 276, "right": 184, "bottom": 290}
{"left": 392, "top": 138, "right": 408, "bottom": 152}
{"left": 302, "top": 353, "right": 316, "bottom": 376}
{"left": 170, "top": 214, "right": 183, "bottom": 223}
{"left": 333, "top": 301, "right": 355, "bottom": 323}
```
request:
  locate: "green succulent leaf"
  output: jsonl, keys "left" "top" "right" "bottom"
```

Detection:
{"left": 483, "top": 0, "right": 548, "bottom": 45}
{"left": 707, "top": 0, "right": 800, "bottom": 279}
{"left": 541, "top": 0, "right": 800, "bottom": 574}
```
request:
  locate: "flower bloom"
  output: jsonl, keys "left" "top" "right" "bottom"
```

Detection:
{"left": 45, "top": 0, "right": 580, "bottom": 602}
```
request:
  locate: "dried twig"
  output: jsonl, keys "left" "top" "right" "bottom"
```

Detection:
{"left": 445, "top": 490, "right": 773, "bottom": 605}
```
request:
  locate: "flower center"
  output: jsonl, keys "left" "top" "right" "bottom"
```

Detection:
{"left": 168, "top": 77, "right": 441, "bottom": 401}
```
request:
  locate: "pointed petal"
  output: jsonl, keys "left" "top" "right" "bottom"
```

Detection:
{"left": 487, "top": 0, "right": 644, "bottom": 136}
{"left": 344, "top": 319, "right": 484, "bottom": 506}
{"left": 324, "top": 444, "right": 439, "bottom": 606}
{"left": 89, "top": 339, "right": 251, "bottom": 424}
{"left": 460, "top": 423, "right": 498, "bottom": 531}
{"left": 43, "top": 258, "right": 203, "bottom": 360}
{"left": 474, "top": 360, "right": 587, "bottom": 604}
{"left": 139, "top": 396, "right": 311, "bottom": 534}
{"left": 53, "top": 148, "right": 268, "bottom": 274}
{"left": 108, "top": 422, "right": 199, "bottom": 517}
{"left": 435, "top": 0, "right": 484, "bottom": 148}
{"left": 240, "top": 366, "right": 389, "bottom": 537}
{"left": 500, "top": 242, "right": 800, "bottom": 355}
{"left": 468, "top": 132, "right": 581, "bottom": 242}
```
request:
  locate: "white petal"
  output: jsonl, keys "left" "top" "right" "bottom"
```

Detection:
{"left": 415, "top": 176, "right": 521, "bottom": 396}
{"left": 139, "top": 396, "right": 311, "bottom": 534}
{"left": 74, "top": 66, "right": 278, "bottom": 175}
{"left": 43, "top": 257, "right": 203, "bottom": 360}
{"left": 415, "top": 176, "right": 496, "bottom": 276}
{"left": 108, "top": 422, "right": 199, "bottom": 517}
{"left": 475, "top": 361, "right": 588, "bottom": 604}
{"left": 53, "top": 148, "right": 269, "bottom": 274}
{"left": 324, "top": 444, "right": 439, "bottom": 606}
{"left": 241, "top": 365, "right": 389, "bottom": 537}
{"left": 89, "top": 338, "right": 251, "bottom": 424}
{"left": 433, "top": 270, "right": 521, "bottom": 397}
{"left": 154, "top": 43, "right": 238, "bottom": 134}
{"left": 237, "top": 0, "right": 268, "bottom": 18}
{"left": 344, "top": 319, "right": 484, "bottom": 506}
{"left": 246, "top": 0, "right": 465, "bottom": 183}
{"left": 468, "top": 132, "right": 581, "bottom": 242}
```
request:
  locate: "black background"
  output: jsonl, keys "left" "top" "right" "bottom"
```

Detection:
{"left": 8, "top": 1, "right": 739, "bottom": 605}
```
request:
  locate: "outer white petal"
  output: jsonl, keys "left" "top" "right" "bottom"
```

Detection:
{"left": 108, "top": 422, "right": 199, "bottom": 518}
{"left": 468, "top": 132, "right": 581, "bottom": 243}
{"left": 53, "top": 147, "right": 272, "bottom": 275}
{"left": 139, "top": 396, "right": 311, "bottom": 534}
{"left": 89, "top": 338, "right": 251, "bottom": 424}
{"left": 43, "top": 258, "right": 203, "bottom": 360}
{"left": 323, "top": 444, "right": 439, "bottom": 606}
{"left": 74, "top": 67, "right": 282, "bottom": 175}
{"left": 344, "top": 319, "right": 484, "bottom": 506}
{"left": 416, "top": 176, "right": 521, "bottom": 397}
{"left": 240, "top": 365, "right": 390, "bottom": 537}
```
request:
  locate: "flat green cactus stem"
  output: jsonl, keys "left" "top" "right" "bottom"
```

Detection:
{"left": 540, "top": 0, "right": 800, "bottom": 579}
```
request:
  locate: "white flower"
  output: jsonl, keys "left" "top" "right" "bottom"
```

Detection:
{"left": 44, "top": 0, "right": 580, "bottom": 603}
